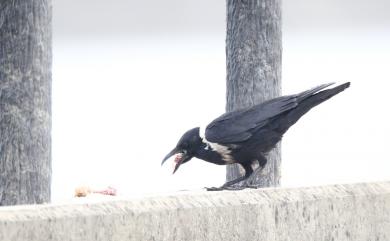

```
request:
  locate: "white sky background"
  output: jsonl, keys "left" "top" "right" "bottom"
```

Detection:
{"left": 52, "top": 0, "right": 390, "bottom": 201}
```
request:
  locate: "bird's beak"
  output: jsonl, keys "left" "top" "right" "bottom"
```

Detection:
{"left": 161, "top": 147, "right": 178, "bottom": 166}
{"left": 162, "top": 148, "right": 191, "bottom": 174}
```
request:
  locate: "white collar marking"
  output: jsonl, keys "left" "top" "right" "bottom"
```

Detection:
{"left": 199, "top": 126, "right": 235, "bottom": 164}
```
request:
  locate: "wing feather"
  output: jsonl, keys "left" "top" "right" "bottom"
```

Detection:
{"left": 205, "top": 83, "right": 335, "bottom": 144}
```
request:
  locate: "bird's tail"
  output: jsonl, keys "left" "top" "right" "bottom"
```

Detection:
{"left": 283, "top": 82, "right": 350, "bottom": 128}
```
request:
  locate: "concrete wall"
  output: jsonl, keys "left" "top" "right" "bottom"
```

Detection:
{"left": 1, "top": 182, "right": 390, "bottom": 241}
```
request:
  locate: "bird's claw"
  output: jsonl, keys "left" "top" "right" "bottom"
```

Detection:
{"left": 205, "top": 182, "right": 260, "bottom": 191}
{"left": 243, "top": 184, "right": 260, "bottom": 189}
{"left": 205, "top": 184, "right": 247, "bottom": 191}
{"left": 205, "top": 186, "right": 225, "bottom": 191}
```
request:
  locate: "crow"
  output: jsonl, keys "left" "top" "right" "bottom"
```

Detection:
{"left": 162, "top": 82, "right": 350, "bottom": 189}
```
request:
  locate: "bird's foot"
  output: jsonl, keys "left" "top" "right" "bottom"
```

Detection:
{"left": 242, "top": 183, "right": 260, "bottom": 189}
{"left": 206, "top": 184, "right": 260, "bottom": 191}
{"left": 206, "top": 167, "right": 266, "bottom": 191}
{"left": 205, "top": 186, "right": 246, "bottom": 191}
{"left": 205, "top": 183, "right": 247, "bottom": 191}
{"left": 205, "top": 186, "right": 225, "bottom": 191}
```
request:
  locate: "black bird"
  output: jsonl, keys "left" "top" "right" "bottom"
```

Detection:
{"left": 162, "top": 82, "right": 350, "bottom": 189}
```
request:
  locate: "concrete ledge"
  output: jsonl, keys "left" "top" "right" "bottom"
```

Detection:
{"left": 1, "top": 182, "right": 390, "bottom": 241}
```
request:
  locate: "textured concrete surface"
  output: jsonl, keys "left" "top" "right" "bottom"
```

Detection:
{"left": 0, "top": 182, "right": 389, "bottom": 241}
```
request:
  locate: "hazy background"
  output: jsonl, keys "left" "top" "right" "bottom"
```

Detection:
{"left": 52, "top": 0, "right": 390, "bottom": 201}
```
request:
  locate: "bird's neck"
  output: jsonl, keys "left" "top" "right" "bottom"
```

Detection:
{"left": 194, "top": 141, "right": 229, "bottom": 165}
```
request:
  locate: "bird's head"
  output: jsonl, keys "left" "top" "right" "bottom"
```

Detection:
{"left": 161, "top": 127, "right": 202, "bottom": 174}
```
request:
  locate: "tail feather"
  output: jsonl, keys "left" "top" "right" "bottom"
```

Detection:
{"left": 302, "top": 82, "right": 350, "bottom": 106}
{"left": 296, "top": 82, "right": 335, "bottom": 102}
{"left": 285, "top": 82, "right": 350, "bottom": 127}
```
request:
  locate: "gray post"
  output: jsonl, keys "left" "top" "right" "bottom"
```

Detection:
{"left": 225, "top": 0, "right": 282, "bottom": 187}
{"left": 0, "top": 0, "right": 52, "bottom": 205}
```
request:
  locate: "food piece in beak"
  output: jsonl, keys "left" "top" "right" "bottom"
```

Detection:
{"left": 162, "top": 148, "right": 188, "bottom": 174}
{"left": 173, "top": 153, "right": 183, "bottom": 174}
{"left": 174, "top": 153, "right": 182, "bottom": 164}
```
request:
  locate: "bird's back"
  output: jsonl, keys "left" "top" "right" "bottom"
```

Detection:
{"left": 205, "top": 82, "right": 350, "bottom": 147}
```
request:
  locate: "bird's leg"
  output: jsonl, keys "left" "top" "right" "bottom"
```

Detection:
{"left": 243, "top": 154, "right": 267, "bottom": 188}
{"left": 221, "top": 168, "right": 252, "bottom": 188}
{"left": 243, "top": 166, "right": 265, "bottom": 189}
{"left": 206, "top": 164, "right": 253, "bottom": 191}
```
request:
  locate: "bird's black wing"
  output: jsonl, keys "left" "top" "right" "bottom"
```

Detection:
{"left": 205, "top": 83, "right": 334, "bottom": 144}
